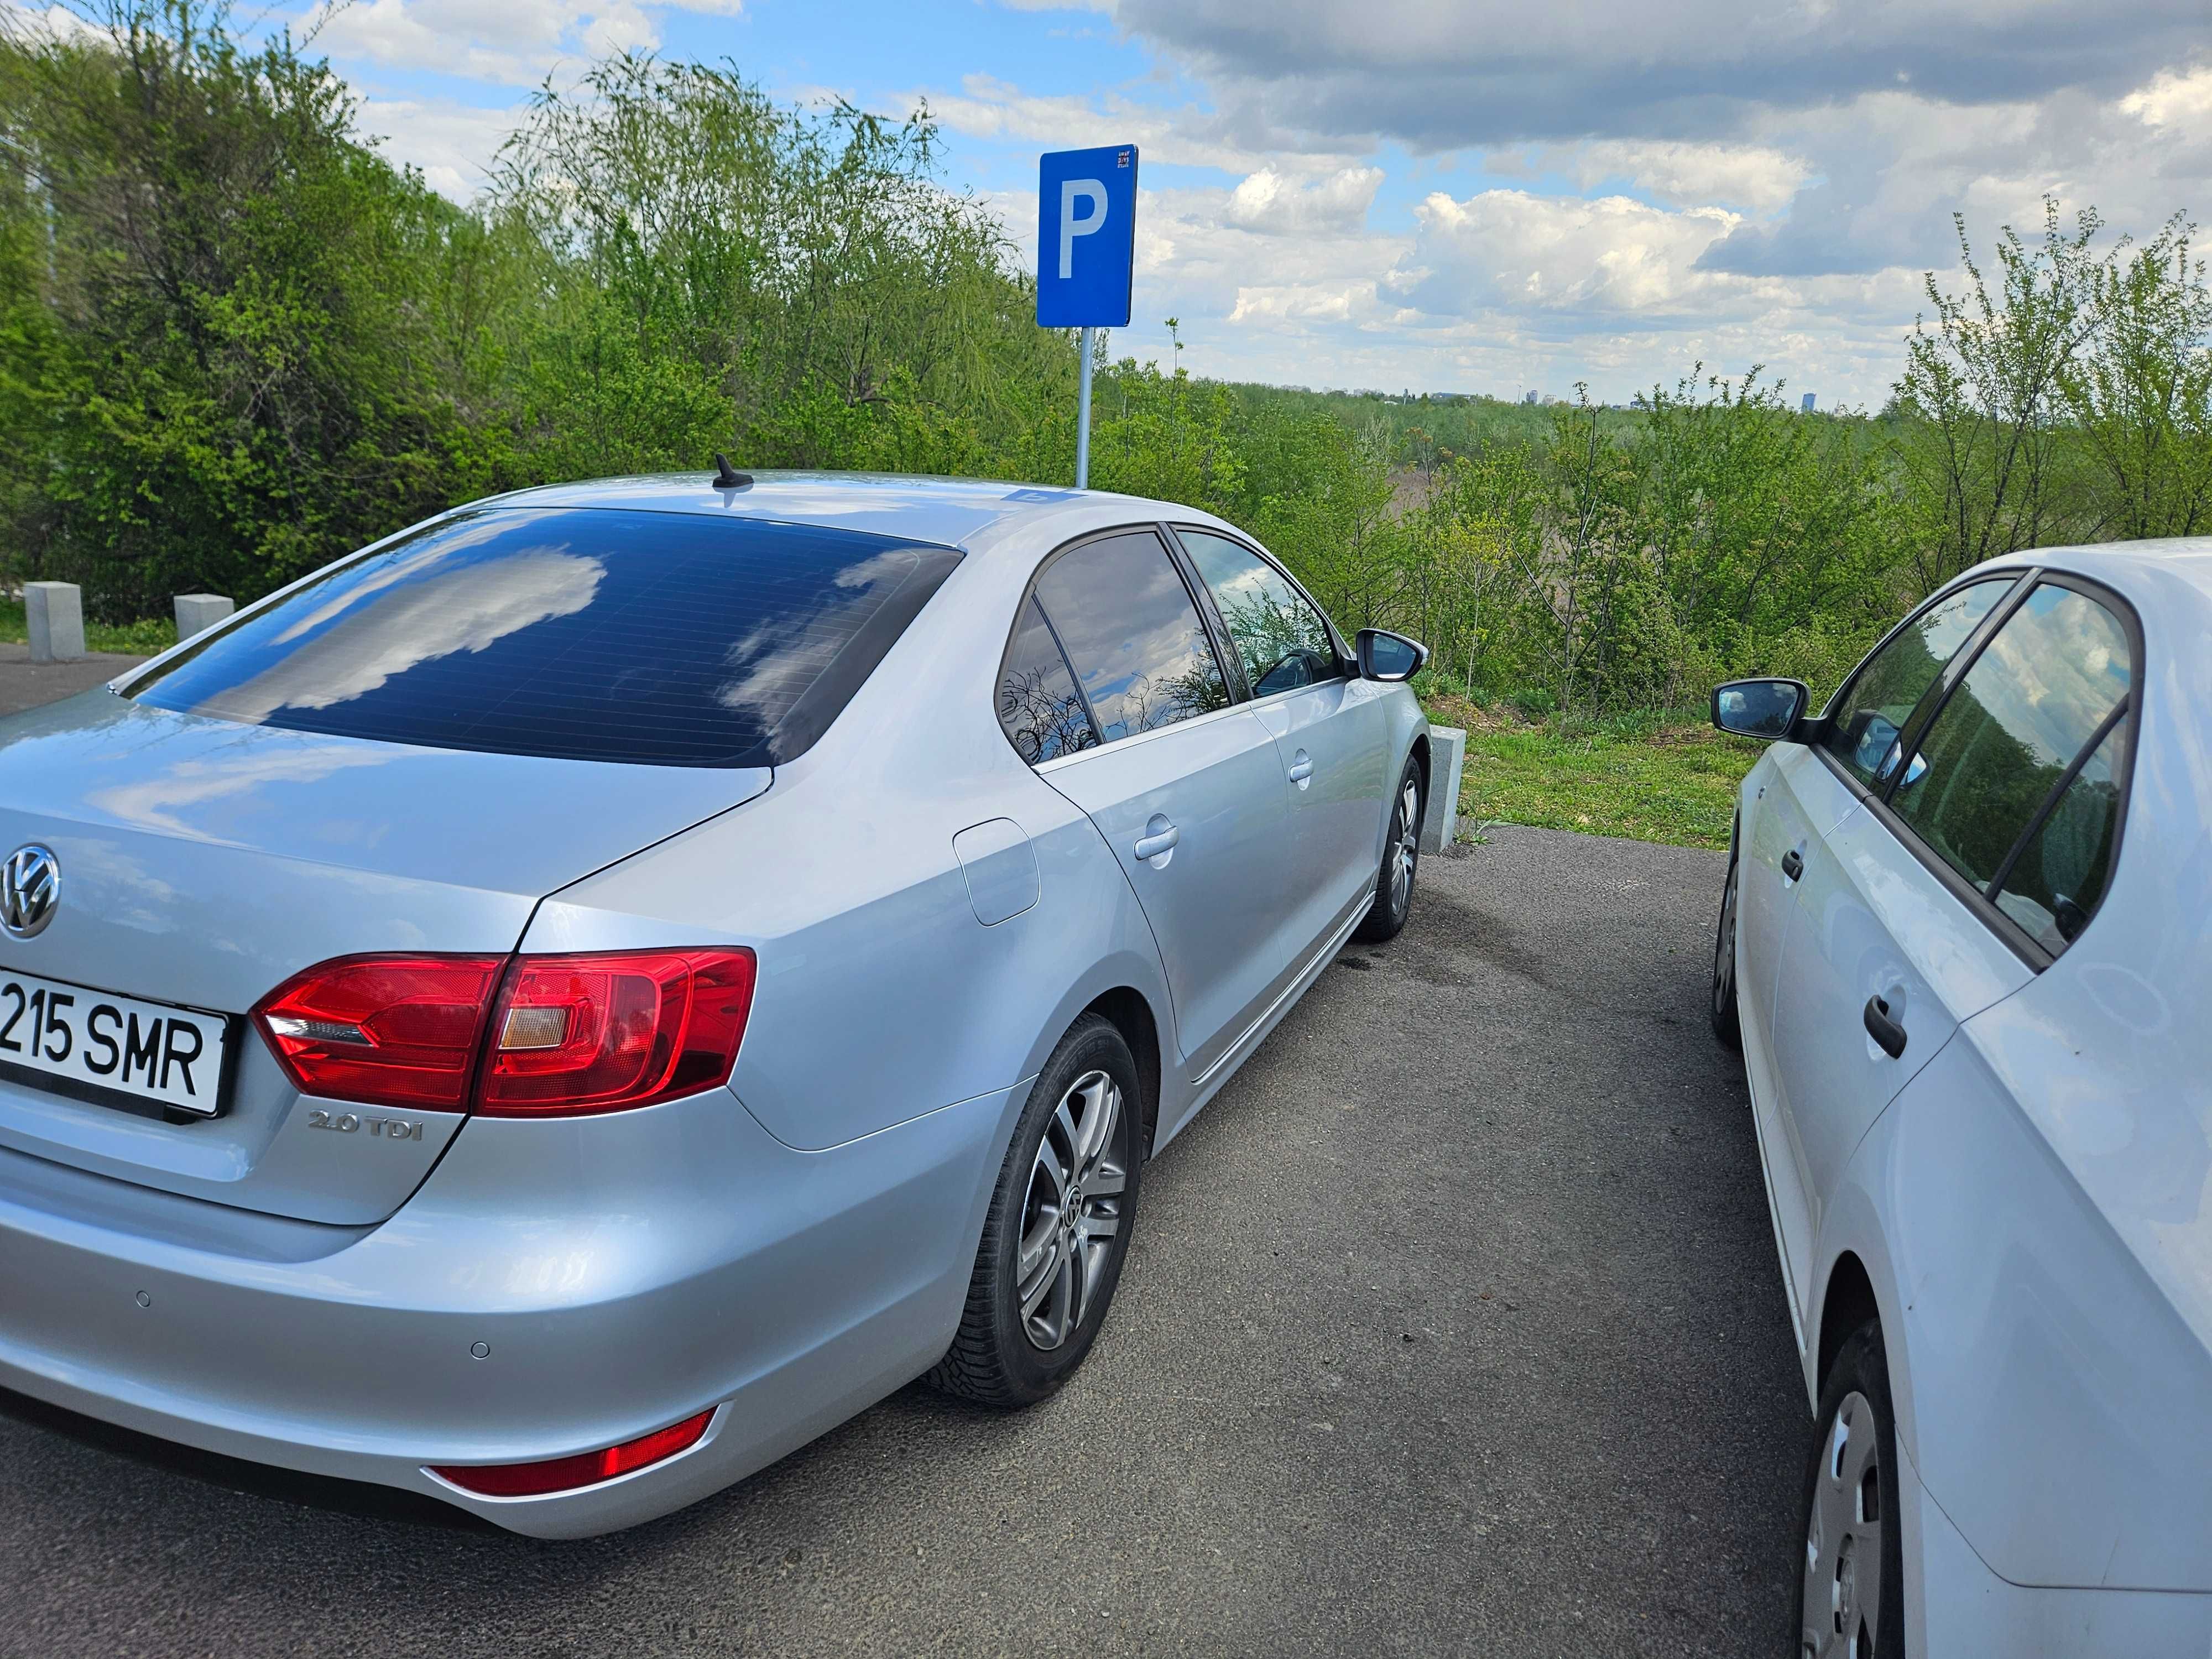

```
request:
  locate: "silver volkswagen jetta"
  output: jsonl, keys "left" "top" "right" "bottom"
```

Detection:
{"left": 0, "top": 472, "right": 1431, "bottom": 1535}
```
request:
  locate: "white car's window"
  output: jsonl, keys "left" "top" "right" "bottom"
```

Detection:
{"left": 1888, "top": 583, "right": 2132, "bottom": 947}
{"left": 1031, "top": 533, "right": 1230, "bottom": 744}
{"left": 1820, "top": 579, "right": 2010, "bottom": 786}
{"left": 1177, "top": 531, "right": 1340, "bottom": 696}
{"left": 997, "top": 596, "right": 1098, "bottom": 764}
{"left": 1990, "top": 721, "right": 2126, "bottom": 951}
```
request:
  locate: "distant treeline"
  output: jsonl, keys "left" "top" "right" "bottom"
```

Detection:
{"left": 3, "top": 3, "right": 2208, "bottom": 712}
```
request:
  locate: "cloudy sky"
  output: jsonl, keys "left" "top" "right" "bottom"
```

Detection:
{"left": 100, "top": 0, "right": 2212, "bottom": 405}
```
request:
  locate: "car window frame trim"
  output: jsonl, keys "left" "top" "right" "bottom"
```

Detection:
{"left": 1808, "top": 563, "right": 2146, "bottom": 974}
{"left": 994, "top": 523, "right": 1243, "bottom": 771}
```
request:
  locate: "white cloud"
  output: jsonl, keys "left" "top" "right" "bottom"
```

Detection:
{"left": 1558, "top": 140, "right": 1812, "bottom": 214}
{"left": 1223, "top": 167, "right": 1383, "bottom": 236}
{"left": 303, "top": 0, "right": 743, "bottom": 86}
{"left": 2120, "top": 65, "right": 2212, "bottom": 142}
{"left": 917, "top": 72, "right": 1366, "bottom": 174}
{"left": 0, "top": 0, "right": 101, "bottom": 40}
{"left": 355, "top": 96, "right": 525, "bottom": 200}
{"left": 1410, "top": 191, "right": 1741, "bottom": 316}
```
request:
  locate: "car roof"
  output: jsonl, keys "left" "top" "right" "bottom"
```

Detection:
{"left": 1987, "top": 536, "right": 2212, "bottom": 600}
{"left": 479, "top": 471, "right": 1246, "bottom": 562}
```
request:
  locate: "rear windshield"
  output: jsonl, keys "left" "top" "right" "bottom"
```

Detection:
{"left": 124, "top": 508, "right": 961, "bottom": 768}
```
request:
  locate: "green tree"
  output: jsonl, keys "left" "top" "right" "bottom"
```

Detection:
{"left": 0, "top": 0, "right": 504, "bottom": 614}
{"left": 2060, "top": 215, "right": 2212, "bottom": 540}
{"left": 1892, "top": 200, "right": 2101, "bottom": 589}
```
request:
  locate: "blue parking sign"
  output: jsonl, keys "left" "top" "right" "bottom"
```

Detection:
{"left": 1036, "top": 144, "right": 1138, "bottom": 328}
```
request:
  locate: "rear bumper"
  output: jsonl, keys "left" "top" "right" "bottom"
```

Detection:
{"left": 0, "top": 1081, "right": 1016, "bottom": 1537}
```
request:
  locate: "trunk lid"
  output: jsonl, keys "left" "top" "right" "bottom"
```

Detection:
{"left": 0, "top": 691, "right": 768, "bottom": 1223}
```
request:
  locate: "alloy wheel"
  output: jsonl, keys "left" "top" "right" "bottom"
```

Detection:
{"left": 1802, "top": 1390, "right": 1885, "bottom": 1658}
{"left": 1016, "top": 1070, "right": 1128, "bottom": 1350}
{"left": 1390, "top": 776, "right": 1420, "bottom": 916}
{"left": 1714, "top": 862, "right": 1738, "bottom": 1017}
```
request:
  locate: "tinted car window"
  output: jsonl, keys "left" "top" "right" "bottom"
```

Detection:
{"left": 1991, "top": 719, "right": 2126, "bottom": 951}
{"left": 1821, "top": 580, "right": 2008, "bottom": 786}
{"left": 127, "top": 508, "right": 961, "bottom": 768}
{"left": 1178, "top": 530, "right": 1340, "bottom": 695}
{"left": 1033, "top": 533, "right": 1229, "bottom": 743}
{"left": 1889, "top": 583, "right": 2132, "bottom": 905}
{"left": 997, "top": 596, "right": 1098, "bottom": 763}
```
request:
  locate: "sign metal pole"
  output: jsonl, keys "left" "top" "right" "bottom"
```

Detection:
{"left": 1076, "top": 325, "right": 1094, "bottom": 489}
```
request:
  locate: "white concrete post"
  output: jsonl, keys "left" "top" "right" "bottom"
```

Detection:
{"left": 174, "top": 593, "right": 235, "bottom": 640}
{"left": 25, "top": 582, "right": 86, "bottom": 663}
{"left": 1419, "top": 726, "right": 1467, "bottom": 854}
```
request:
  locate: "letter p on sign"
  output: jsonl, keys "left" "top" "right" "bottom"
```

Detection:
{"left": 1037, "top": 144, "right": 1137, "bottom": 328}
{"left": 1059, "top": 179, "right": 1107, "bottom": 279}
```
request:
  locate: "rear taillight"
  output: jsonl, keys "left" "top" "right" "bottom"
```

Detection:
{"left": 252, "top": 947, "right": 755, "bottom": 1117}
{"left": 429, "top": 1408, "right": 716, "bottom": 1498}
{"left": 478, "top": 949, "right": 756, "bottom": 1118}
{"left": 254, "top": 955, "right": 506, "bottom": 1109}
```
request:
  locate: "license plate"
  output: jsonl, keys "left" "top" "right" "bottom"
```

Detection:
{"left": 0, "top": 966, "right": 232, "bottom": 1117}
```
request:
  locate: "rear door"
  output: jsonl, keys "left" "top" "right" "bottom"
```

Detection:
{"left": 1174, "top": 528, "right": 1389, "bottom": 949}
{"left": 1771, "top": 576, "right": 2136, "bottom": 1242}
{"left": 1006, "top": 530, "right": 1296, "bottom": 1079}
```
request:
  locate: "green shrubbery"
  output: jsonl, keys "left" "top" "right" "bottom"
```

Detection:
{"left": 4, "top": 2, "right": 2209, "bottom": 719}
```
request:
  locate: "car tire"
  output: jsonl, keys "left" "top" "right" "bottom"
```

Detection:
{"left": 1710, "top": 851, "right": 1743, "bottom": 1050}
{"left": 1797, "top": 1320, "right": 1906, "bottom": 1659}
{"left": 926, "top": 1014, "right": 1144, "bottom": 1408}
{"left": 1354, "top": 755, "right": 1424, "bottom": 943}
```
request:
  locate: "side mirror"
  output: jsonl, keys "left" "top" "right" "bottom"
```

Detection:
{"left": 1712, "top": 677, "right": 1809, "bottom": 741}
{"left": 1357, "top": 628, "right": 1427, "bottom": 682}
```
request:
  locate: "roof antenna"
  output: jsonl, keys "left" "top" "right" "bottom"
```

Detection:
{"left": 712, "top": 452, "right": 752, "bottom": 489}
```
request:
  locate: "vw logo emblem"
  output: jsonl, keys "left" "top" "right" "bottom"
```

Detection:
{"left": 0, "top": 844, "right": 59, "bottom": 940}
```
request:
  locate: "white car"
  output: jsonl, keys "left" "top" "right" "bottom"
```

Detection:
{"left": 1708, "top": 543, "right": 2212, "bottom": 1655}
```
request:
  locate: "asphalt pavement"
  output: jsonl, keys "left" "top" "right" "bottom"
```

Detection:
{"left": 0, "top": 643, "right": 145, "bottom": 717}
{"left": 0, "top": 826, "right": 1808, "bottom": 1659}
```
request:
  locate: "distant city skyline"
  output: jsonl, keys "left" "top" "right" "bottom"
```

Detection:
{"left": 19, "top": 0, "right": 2201, "bottom": 408}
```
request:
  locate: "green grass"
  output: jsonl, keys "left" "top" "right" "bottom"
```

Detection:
{"left": 0, "top": 597, "right": 178, "bottom": 655}
{"left": 1424, "top": 694, "right": 1761, "bottom": 851}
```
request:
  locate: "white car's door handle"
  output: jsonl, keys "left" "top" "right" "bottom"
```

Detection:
{"left": 1287, "top": 752, "right": 1313, "bottom": 784}
{"left": 1133, "top": 817, "right": 1180, "bottom": 860}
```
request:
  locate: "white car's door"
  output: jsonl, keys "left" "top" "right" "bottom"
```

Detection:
{"left": 1173, "top": 528, "right": 1389, "bottom": 947}
{"left": 1771, "top": 577, "right": 2135, "bottom": 1248}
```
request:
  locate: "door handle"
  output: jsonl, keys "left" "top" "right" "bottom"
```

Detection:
{"left": 1133, "top": 816, "right": 1180, "bottom": 861}
{"left": 1863, "top": 994, "right": 1908, "bottom": 1060}
{"left": 1287, "top": 750, "right": 1313, "bottom": 784}
{"left": 1781, "top": 847, "right": 1804, "bottom": 882}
